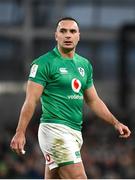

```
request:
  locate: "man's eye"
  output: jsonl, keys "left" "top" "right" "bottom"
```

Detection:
{"left": 70, "top": 30, "right": 77, "bottom": 33}
{"left": 60, "top": 29, "right": 66, "bottom": 33}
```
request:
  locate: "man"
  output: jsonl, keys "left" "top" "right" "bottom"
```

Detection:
{"left": 10, "top": 17, "right": 131, "bottom": 179}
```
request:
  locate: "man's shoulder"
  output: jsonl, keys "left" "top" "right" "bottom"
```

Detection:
{"left": 32, "top": 49, "right": 55, "bottom": 64}
{"left": 75, "top": 53, "right": 91, "bottom": 64}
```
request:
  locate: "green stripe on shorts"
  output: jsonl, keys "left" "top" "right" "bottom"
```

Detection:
{"left": 58, "top": 161, "right": 74, "bottom": 167}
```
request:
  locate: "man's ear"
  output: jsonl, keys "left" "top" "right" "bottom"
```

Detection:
{"left": 78, "top": 32, "right": 80, "bottom": 42}
{"left": 55, "top": 32, "right": 58, "bottom": 41}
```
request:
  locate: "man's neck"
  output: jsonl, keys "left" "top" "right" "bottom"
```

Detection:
{"left": 58, "top": 46, "right": 75, "bottom": 59}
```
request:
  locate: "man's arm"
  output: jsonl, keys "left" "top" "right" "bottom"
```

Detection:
{"left": 84, "top": 85, "right": 131, "bottom": 138}
{"left": 10, "top": 80, "right": 44, "bottom": 155}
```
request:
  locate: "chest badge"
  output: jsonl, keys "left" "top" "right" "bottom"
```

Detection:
{"left": 78, "top": 67, "right": 85, "bottom": 77}
{"left": 72, "top": 78, "right": 81, "bottom": 93}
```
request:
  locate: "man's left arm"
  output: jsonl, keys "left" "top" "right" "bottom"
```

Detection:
{"left": 84, "top": 85, "right": 131, "bottom": 138}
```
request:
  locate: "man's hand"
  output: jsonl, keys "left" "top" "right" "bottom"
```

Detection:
{"left": 114, "top": 122, "right": 131, "bottom": 138}
{"left": 10, "top": 132, "right": 26, "bottom": 155}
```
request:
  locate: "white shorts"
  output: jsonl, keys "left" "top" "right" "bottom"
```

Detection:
{"left": 38, "top": 123, "right": 83, "bottom": 170}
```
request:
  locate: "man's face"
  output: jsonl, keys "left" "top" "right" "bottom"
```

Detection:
{"left": 55, "top": 20, "right": 80, "bottom": 51}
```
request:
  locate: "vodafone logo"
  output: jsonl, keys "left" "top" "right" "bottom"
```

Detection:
{"left": 72, "top": 78, "right": 81, "bottom": 93}
{"left": 46, "top": 154, "right": 51, "bottom": 162}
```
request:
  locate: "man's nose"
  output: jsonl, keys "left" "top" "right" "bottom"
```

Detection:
{"left": 65, "top": 32, "right": 71, "bottom": 38}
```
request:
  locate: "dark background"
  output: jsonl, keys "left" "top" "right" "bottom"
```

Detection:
{"left": 0, "top": 0, "right": 135, "bottom": 178}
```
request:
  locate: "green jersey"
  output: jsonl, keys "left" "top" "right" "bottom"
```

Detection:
{"left": 29, "top": 47, "right": 93, "bottom": 131}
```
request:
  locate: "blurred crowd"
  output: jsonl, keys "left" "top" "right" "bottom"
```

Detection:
{"left": 82, "top": 114, "right": 135, "bottom": 179}
{"left": 0, "top": 124, "right": 44, "bottom": 179}
{"left": 0, "top": 112, "right": 135, "bottom": 179}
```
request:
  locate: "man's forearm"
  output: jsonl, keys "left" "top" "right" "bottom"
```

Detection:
{"left": 88, "top": 98, "right": 119, "bottom": 126}
{"left": 16, "top": 100, "right": 36, "bottom": 134}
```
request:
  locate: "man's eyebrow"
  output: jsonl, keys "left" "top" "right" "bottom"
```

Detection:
{"left": 70, "top": 29, "right": 77, "bottom": 31}
{"left": 59, "top": 28, "right": 77, "bottom": 31}
{"left": 59, "top": 28, "right": 67, "bottom": 31}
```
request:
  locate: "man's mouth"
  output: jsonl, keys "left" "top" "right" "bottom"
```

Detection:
{"left": 64, "top": 41, "right": 72, "bottom": 45}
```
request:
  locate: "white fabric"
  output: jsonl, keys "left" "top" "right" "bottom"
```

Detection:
{"left": 38, "top": 123, "right": 83, "bottom": 170}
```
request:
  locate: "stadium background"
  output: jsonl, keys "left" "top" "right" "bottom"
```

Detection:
{"left": 0, "top": 0, "right": 135, "bottom": 178}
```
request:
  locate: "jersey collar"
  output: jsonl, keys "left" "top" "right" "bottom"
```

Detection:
{"left": 53, "top": 46, "right": 76, "bottom": 60}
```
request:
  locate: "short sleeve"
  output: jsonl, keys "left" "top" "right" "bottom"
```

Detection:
{"left": 85, "top": 62, "right": 93, "bottom": 89}
{"left": 28, "top": 59, "right": 49, "bottom": 87}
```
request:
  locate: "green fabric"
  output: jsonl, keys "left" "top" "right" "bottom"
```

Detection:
{"left": 29, "top": 47, "right": 93, "bottom": 131}
{"left": 58, "top": 161, "right": 74, "bottom": 167}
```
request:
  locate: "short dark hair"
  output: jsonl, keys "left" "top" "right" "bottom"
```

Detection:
{"left": 56, "top": 17, "right": 79, "bottom": 28}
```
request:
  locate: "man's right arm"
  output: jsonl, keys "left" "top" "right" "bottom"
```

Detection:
{"left": 10, "top": 80, "right": 44, "bottom": 155}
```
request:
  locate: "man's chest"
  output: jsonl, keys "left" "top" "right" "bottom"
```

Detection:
{"left": 47, "top": 61, "right": 87, "bottom": 92}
